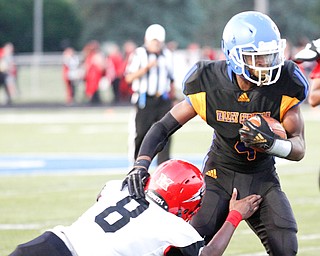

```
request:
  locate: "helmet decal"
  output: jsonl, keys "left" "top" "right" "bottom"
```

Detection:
{"left": 156, "top": 173, "right": 174, "bottom": 191}
{"left": 145, "top": 159, "right": 205, "bottom": 221}
{"left": 183, "top": 184, "right": 205, "bottom": 203}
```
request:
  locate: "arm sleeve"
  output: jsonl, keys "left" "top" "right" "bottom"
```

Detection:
{"left": 138, "top": 112, "right": 182, "bottom": 159}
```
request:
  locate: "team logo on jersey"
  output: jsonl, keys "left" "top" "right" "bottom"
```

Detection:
{"left": 238, "top": 92, "right": 250, "bottom": 102}
{"left": 156, "top": 173, "right": 174, "bottom": 191}
{"left": 206, "top": 169, "right": 217, "bottom": 179}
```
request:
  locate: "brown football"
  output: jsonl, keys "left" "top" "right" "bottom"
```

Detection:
{"left": 247, "top": 115, "right": 287, "bottom": 139}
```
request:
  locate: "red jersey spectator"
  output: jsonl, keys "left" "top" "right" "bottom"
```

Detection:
{"left": 120, "top": 40, "right": 136, "bottom": 102}
{"left": 82, "top": 41, "right": 105, "bottom": 104}
{"left": 106, "top": 43, "right": 125, "bottom": 104}
{"left": 0, "top": 43, "right": 16, "bottom": 105}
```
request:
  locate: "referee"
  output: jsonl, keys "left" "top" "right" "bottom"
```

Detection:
{"left": 125, "top": 24, "right": 176, "bottom": 165}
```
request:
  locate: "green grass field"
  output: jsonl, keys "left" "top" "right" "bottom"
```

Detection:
{"left": 0, "top": 105, "right": 320, "bottom": 255}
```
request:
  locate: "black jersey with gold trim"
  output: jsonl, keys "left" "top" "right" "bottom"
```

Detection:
{"left": 183, "top": 60, "right": 308, "bottom": 173}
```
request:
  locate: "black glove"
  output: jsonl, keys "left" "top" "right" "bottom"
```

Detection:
{"left": 239, "top": 114, "right": 280, "bottom": 151}
{"left": 121, "top": 159, "right": 151, "bottom": 199}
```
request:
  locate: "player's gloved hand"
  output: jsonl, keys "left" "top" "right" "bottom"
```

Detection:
{"left": 121, "top": 159, "right": 151, "bottom": 199}
{"left": 239, "top": 114, "right": 280, "bottom": 151}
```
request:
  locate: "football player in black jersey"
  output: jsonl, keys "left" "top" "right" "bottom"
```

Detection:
{"left": 122, "top": 11, "right": 309, "bottom": 256}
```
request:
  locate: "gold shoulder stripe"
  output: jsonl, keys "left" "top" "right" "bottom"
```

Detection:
{"left": 280, "top": 96, "right": 300, "bottom": 121}
{"left": 188, "top": 92, "right": 207, "bottom": 121}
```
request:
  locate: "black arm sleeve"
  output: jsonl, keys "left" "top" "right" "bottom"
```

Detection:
{"left": 138, "top": 112, "right": 182, "bottom": 159}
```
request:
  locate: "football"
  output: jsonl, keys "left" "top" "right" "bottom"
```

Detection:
{"left": 247, "top": 115, "right": 287, "bottom": 139}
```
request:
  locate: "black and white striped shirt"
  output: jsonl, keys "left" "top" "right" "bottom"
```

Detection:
{"left": 126, "top": 46, "right": 174, "bottom": 105}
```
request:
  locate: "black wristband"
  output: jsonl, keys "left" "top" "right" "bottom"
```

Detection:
{"left": 134, "top": 159, "right": 151, "bottom": 170}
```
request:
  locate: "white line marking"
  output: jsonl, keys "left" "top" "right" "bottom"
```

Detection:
{"left": 0, "top": 160, "right": 46, "bottom": 168}
{"left": 0, "top": 224, "right": 42, "bottom": 230}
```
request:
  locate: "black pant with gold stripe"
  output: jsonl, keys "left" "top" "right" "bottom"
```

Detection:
{"left": 190, "top": 162, "right": 298, "bottom": 256}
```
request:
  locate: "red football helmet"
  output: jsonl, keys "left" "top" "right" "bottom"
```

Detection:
{"left": 145, "top": 159, "right": 205, "bottom": 221}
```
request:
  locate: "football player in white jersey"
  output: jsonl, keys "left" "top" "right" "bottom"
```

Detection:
{"left": 9, "top": 159, "right": 262, "bottom": 256}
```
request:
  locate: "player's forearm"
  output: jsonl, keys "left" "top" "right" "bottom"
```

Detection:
{"left": 285, "top": 135, "right": 305, "bottom": 161}
{"left": 200, "top": 209, "right": 243, "bottom": 256}
{"left": 200, "top": 222, "right": 235, "bottom": 256}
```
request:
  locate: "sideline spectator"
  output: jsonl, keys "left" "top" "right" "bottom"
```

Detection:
{"left": 201, "top": 45, "right": 216, "bottom": 60}
{"left": 125, "top": 24, "right": 176, "bottom": 165}
{"left": 185, "top": 42, "right": 201, "bottom": 67}
{"left": 119, "top": 40, "right": 136, "bottom": 103}
{"left": 82, "top": 41, "right": 105, "bottom": 105}
{"left": 62, "top": 47, "right": 83, "bottom": 105}
{"left": 105, "top": 43, "right": 125, "bottom": 104}
{"left": 0, "top": 42, "right": 17, "bottom": 105}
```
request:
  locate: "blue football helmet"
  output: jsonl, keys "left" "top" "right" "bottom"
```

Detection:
{"left": 222, "top": 11, "right": 286, "bottom": 86}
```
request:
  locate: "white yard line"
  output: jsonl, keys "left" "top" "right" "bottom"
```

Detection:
{"left": 0, "top": 224, "right": 43, "bottom": 230}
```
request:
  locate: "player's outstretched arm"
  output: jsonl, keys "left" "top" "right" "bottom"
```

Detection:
{"left": 122, "top": 100, "right": 196, "bottom": 199}
{"left": 200, "top": 188, "right": 262, "bottom": 256}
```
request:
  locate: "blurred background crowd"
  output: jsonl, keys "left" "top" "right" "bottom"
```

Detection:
{"left": 1, "top": 37, "right": 318, "bottom": 107}
{"left": 0, "top": 0, "right": 319, "bottom": 106}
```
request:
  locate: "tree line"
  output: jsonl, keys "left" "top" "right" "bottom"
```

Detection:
{"left": 0, "top": 0, "right": 319, "bottom": 53}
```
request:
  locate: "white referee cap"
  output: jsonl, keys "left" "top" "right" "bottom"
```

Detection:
{"left": 145, "top": 24, "right": 166, "bottom": 42}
